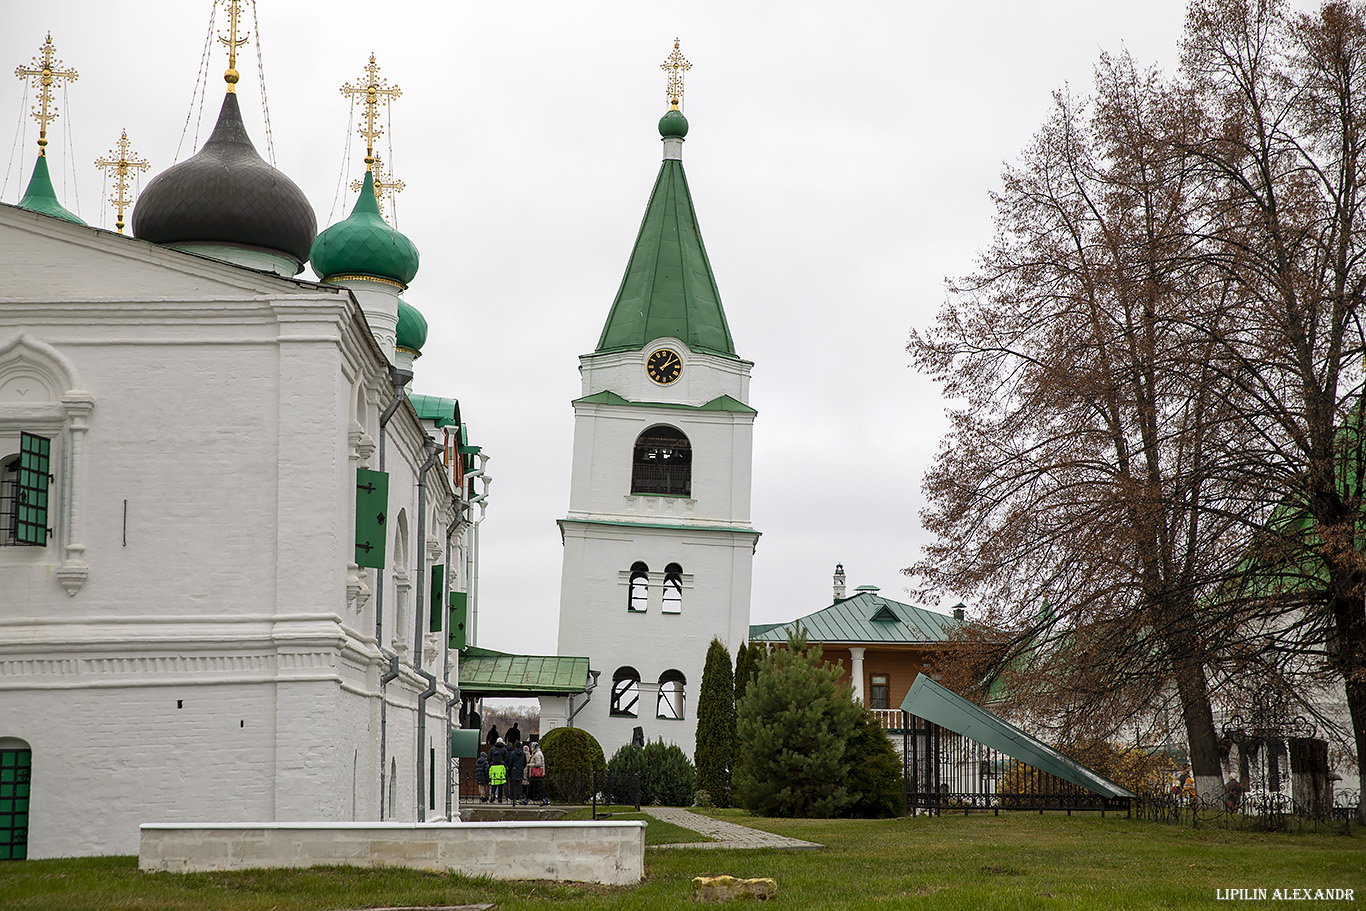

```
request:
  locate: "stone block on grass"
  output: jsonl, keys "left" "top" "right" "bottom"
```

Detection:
{"left": 693, "top": 875, "right": 778, "bottom": 901}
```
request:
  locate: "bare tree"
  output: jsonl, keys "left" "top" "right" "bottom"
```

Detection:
{"left": 909, "top": 52, "right": 1254, "bottom": 799}
{"left": 1178, "top": 0, "right": 1366, "bottom": 814}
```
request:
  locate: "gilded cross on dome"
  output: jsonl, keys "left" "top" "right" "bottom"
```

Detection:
{"left": 660, "top": 39, "right": 691, "bottom": 110}
{"left": 216, "top": 0, "right": 252, "bottom": 93}
{"left": 340, "top": 54, "right": 402, "bottom": 171}
{"left": 94, "top": 130, "right": 150, "bottom": 234}
{"left": 13, "top": 33, "right": 78, "bottom": 157}
{"left": 351, "top": 156, "right": 405, "bottom": 220}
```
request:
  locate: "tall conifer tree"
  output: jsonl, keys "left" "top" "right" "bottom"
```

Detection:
{"left": 695, "top": 637, "right": 736, "bottom": 805}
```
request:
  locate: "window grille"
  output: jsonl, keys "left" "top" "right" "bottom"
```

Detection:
{"left": 657, "top": 669, "right": 686, "bottom": 719}
{"left": 631, "top": 427, "right": 691, "bottom": 497}
{"left": 628, "top": 562, "right": 649, "bottom": 612}
{"left": 662, "top": 563, "right": 683, "bottom": 613}
{"left": 611, "top": 667, "right": 640, "bottom": 717}
{"left": 0, "top": 458, "right": 18, "bottom": 546}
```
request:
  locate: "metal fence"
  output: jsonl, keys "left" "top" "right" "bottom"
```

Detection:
{"left": 1133, "top": 788, "right": 1358, "bottom": 833}
{"left": 456, "top": 763, "right": 640, "bottom": 814}
{"left": 901, "top": 714, "right": 1131, "bottom": 816}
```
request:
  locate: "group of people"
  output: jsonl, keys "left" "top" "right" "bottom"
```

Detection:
{"left": 474, "top": 724, "right": 547, "bottom": 805}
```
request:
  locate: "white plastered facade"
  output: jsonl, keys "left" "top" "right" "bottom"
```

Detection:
{"left": 545, "top": 338, "right": 757, "bottom": 758}
{"left": 0, "top": 205, "right": 465, "bottom": 858}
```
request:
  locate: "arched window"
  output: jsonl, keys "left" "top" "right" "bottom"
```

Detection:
{"left": 611, "top": 666, "right": 641, "bottom": 717}
{"left": 662, "top": 563, "right": 683, "bottom": 614}
{"left": 631, "top": 426, "right": 691, "bottom": 497}
{"left": 628, "top": 562, "right": 649, "bottom": 612}
{"left": 657, "top": 669, "right": 686, "bottom": 720}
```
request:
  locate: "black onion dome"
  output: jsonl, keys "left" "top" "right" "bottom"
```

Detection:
{"left": 132, "top": 92, "right": 317, "bottom": 263}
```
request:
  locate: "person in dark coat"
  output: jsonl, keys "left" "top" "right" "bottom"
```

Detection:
{"left": 507, "top": 722, "right": 522, "bottom": 746}
{"left": 474, "top": 750, "right": 490, "bottom": 803}
{"left": 486, "top": 725, "right": 500, "bottom": 745}
{"left": 507, "top": 738, "right": 527, "bottom": 804}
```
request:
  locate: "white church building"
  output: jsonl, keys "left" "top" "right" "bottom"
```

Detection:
{"left": 540, "top": 100, "right": 759, "bottom": 759}
{"left": 0, "top": 32, "right": 485, "bottom": 858}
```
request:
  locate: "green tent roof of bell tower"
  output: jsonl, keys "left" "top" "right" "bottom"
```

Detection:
{"left": 595, "top": 115, "right": 736, "bottom": 359}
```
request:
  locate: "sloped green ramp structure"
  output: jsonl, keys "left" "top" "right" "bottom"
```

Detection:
{"left": 899, "top": 674, "right": 1136, "bottom": 815}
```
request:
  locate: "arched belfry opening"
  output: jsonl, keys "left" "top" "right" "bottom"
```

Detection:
{"left": 631, "top": 426, "right": 691, "bottom": 497}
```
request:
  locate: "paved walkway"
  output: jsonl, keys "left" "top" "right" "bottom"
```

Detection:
{"left": 642, "top": 806, "right": 822, "bottom": 850}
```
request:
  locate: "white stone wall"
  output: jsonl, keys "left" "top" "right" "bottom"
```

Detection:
{"left": 0, "top": 209, "right": 462, "bottom": 857}
{"left": 140, "top": 820, "right": 646, "bottom": 885}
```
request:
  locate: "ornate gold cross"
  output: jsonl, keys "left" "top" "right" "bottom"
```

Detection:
{"left": 217, "top": 0, "right": 251, "bottom": 92}
{"left": 340, "top": 54, "right": 402, "bottom": 171}
{"left": 351, "top": 155, "right": 405, "bottom": 220}
{"left": 660, "top": 38, "right": 691, "bottom": 110}
{"left": 94, "top": 130, "right": 150, "bottom": 234}
{"left": 14, "top": 33, "right": 78, "bottom": 157}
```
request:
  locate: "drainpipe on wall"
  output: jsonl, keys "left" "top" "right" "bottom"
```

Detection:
{"left": 375, "top": 365, "right": 411, "bottom": 820}
{"left": 567, "top": 670, "right": 601, "bottom": 728}
{"left": 443, "top": 501, "right": 467, "bottom": 821}
{"left": 413, "top": 439, "right": 445, "bottom": 823}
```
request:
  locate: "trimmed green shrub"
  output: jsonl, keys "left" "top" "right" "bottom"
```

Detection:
{"left": 734, "top": 626, "right": 863, "bottom": 817}
{"left": 734, "top": 642, "right": 760, "bottom": 702}
{"left": 539, "top": 726, "right": 606, "bottom": 804}
{"left": 842, "top": 709, "right": 903, "bottom": 818}
{"left": 694, "top": 637, "right": 735, "bottom": 805}
{"left": 641, "top": 738, "right": 696, "bottom": 806}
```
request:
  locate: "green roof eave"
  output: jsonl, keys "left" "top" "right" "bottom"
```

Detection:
{"left": 407, "top": 393, "right": 459, "bottom": 428}
{"left": 573, "top": 390, "right": 755, "bottom": 414}
{"left": 899, "top": 674, "right": 1138, "bottom": 799}
{"left": 457, "top": 646, "right": 592, "bottom": 696}
{"left": 560, "top": 516, "right": 759, "bottom": 537}
{"left": 596, "top": 158, "right": 737, "bottom": 359}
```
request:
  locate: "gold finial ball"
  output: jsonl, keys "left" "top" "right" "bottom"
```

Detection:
{"left": 225, "top": 67, "right": 240, "bottom": 85}
{"left": 37, "top": 137, "right": 47, "bottom": 148}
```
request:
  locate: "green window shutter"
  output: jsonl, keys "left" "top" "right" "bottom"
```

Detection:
{"left": 16, "top": 433, "right": 52, "bottom": 547}
{"left": 355, "top": 468, "right": 389, "bottom": 569}
{"left": 448, "top": 591, "right": 468, "bottom": 650}
{"left": 429, "top": 564, "right": 445, "bottom": 632}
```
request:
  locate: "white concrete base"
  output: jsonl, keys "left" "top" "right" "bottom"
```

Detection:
{"left": 139, "top": 820, "right": 645, "bottom": 885}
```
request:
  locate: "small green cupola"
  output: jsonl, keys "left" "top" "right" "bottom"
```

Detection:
{"left": 18, "top": 154, "right": 85, "bottom": 225}
{"left": 310, "top": 170, "right": 419, "bottom": 286}
{"left": 396, "top": 298, "right": 428, "bottom": 355}
{"left": 595, "top": 50, "right": 736, "bottom": 360}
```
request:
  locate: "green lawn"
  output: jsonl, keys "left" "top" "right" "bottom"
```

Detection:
{"left": 0, "top": 813, "right": 1362, "bottom": 910}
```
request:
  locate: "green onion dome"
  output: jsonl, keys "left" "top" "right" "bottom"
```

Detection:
{"left": 18, "top": 155, "right": 86, "bottom": 225}
{"left": 658, "top": 109, "right": 689, "bottom": 139}
{"left": 309, "top": 170, "right": 420, "bottom": 287}
{"left": 395, "top": 298, "right": 428, "bottom": 354}
{"left": 132, "top": 92, "right": 315, "bottom": 263}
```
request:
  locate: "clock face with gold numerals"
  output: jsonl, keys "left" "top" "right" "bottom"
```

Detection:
{"left": 646, "top": 348, "right": 683, "bottom": 385}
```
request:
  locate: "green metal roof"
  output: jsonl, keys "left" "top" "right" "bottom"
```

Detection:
{"left": 900, "top": 674, "right": 1138, "bottom": 799}
{"left": 573, "top": 390, "right": 755, "bottom": 414}
{"left": 749, "top": 591, "right": 956, "bottom": 644}
{"left": 595, "top": 131, "right": 737, "bottom": 359}
{"left": 18, "top": 155, "right": 85, "bottom": 225}
{"left": 457, "top": 646, "right": 592, "bottom": 697}
{"left": 407, "top": 393, "right": 459, "bottom": 428}
{"left": 310, "top": 170, "right": 419, "bottom": 286}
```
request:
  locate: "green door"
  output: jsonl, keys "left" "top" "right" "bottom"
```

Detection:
{"left": 0, "top": 749, "right": 30, "bottom": 859}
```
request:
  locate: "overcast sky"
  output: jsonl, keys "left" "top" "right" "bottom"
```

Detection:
{"left": 3, "top": 0, "right": 1278, "bottom": 659}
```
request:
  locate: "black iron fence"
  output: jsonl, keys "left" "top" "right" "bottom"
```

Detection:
{"left": 901, "top": 715, "right": 1131, "bottom": 817}
{"left": 457, "top": 763, "right": 640, "bottom": 814}
{"left": 1133, "top": 788, "right": 1359, "bottom": 834}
